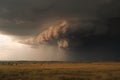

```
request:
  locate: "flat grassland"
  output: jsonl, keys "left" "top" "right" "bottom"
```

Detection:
{"left": 0, "top": 62, "right": 120, "bottom": 80}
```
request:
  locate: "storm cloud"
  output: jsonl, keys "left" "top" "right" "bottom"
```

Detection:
{"left": 0, "top": 0, "right": 120, "bottom": 61}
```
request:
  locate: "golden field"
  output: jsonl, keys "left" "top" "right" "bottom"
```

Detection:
{"left": 0, "top": 62, "right": 120, "bottom": 80}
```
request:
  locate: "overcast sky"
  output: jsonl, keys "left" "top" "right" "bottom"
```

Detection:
{"left": 0, "top": 0, "right": 120, "bottom": 61}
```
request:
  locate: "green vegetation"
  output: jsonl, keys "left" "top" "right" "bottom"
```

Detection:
{"left": 0, "top": 62, "right": 120, "bottom": 80}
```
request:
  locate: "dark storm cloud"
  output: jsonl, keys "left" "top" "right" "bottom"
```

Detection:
{"left": 34, "top": 19, "right": 107, "bottom": 48}
{"left": 0, "top": 0, "right": 120, "bottom": 60}
{"left": 0, "top": 0, "right": 56, "bottom": 35}
{"left": 0, "top": 0, "right": 119, "bottom": 36}
{"left": 0, "top": 0, "right": 55, "bottom": 20}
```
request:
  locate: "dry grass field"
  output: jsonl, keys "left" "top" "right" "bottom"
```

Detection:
{"left": 0, "top": 62, "right": 120, "bottom": 80}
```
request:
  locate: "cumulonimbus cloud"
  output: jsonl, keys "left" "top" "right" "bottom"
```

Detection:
{"left": 0, "top": 0, "right": 120, "bottom": 61}
{"left": 20, "top": 18, "right": 110, "bottom": 49}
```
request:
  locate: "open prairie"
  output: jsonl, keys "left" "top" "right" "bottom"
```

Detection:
{"left": 0, "top": 62, "right": 120, "bottom": 80}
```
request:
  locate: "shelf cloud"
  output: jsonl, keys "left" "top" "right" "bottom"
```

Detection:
{"left": 0, "top": 0, "right": 120, "bottom": 61}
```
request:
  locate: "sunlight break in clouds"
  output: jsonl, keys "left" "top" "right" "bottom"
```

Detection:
{"left": 0, "top": 34, "right": 34, "bottom": 60}
{"left": 0, "top": 34, "right": 67, "bottom": 61}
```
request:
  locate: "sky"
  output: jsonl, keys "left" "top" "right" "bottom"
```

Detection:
{"left": 0, "top": 0, "right": 120, "bottom": 61}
